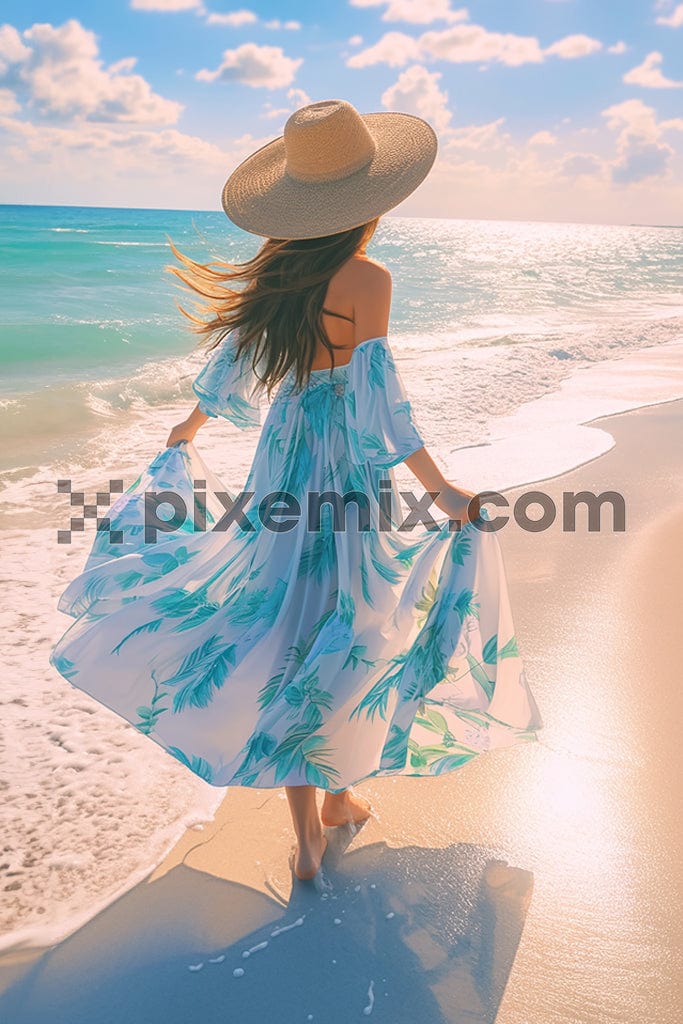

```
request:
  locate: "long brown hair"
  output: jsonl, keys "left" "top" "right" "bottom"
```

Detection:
{"left": 165, "top": 217, "right": 379, "bottom": 399}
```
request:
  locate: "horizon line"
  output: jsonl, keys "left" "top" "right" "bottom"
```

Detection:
{"left": 0, "top": 202, "right": 680, "bottom": 230}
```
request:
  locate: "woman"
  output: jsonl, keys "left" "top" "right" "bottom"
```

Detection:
{"left": 50, "top": 100, "right": 543, "bottom": 881}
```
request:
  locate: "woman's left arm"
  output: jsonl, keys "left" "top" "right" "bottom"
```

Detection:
{"left": 166, "top": 403, "right": 209, "bottom": 447}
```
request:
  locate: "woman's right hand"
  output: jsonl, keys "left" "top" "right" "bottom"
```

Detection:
{"left": 432, "top": 482, "right": 481, "bottom": 526}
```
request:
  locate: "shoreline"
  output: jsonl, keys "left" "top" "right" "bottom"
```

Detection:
{"left": 2, "top": 334, "right": 683, "bottom": 532}
{"left": 2, "top": 395, "right": 682, "bottom": 1023}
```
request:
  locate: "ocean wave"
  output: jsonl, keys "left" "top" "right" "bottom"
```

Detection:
{"left": 48, "top": 228, "right": 90, "bottom": 233}
{"left": 0, "top": 524, "right": 224, "bottom": 951}
{"left": 93, "top": 241, "right": 169, "bottom": 247}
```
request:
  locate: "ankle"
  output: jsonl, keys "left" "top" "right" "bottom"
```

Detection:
{"left": 295, "top": 821, "right": 323, "bottom": 844}
{"left": 323, "top": 789, "right": 348, "bottom": 803}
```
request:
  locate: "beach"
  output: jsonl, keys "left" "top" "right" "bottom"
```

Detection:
{"left": 1, "top": 393, "right": 681, "bottom": 1024}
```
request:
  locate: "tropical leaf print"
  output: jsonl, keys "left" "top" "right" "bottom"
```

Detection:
{"left": 233, "top": 730, "right": 278, "bottom": 780}
{"left": 257, "top": 670, "right": 285, "bottom": 710}
{"left": 343, "top": 644, "right": 375, "bottom": 672}
{"left": 482, "top": 632, "right": 518, "bottom": 663}
{"left": 429, "top": 752, "right": 475, "bottom": 775}
{"left": 394, "top": 540, "right": 428, "bottom": 567}
{"left": 350, "top": 658, "right": 406, "bottom": 721}
{"left": 482, "top": 634, "right": 498, "bottom": 663}
{"left": 51, "top": 652, "right": 78, "bottom": 680}
{"left": 298, "top": 513, "right": 336, "bottom": 584}
{"left": 161, "top": 636, "right": 237, "bottom": 713}
{"left": 48, "top": 334, "right": 542, "bottom": 796}
{"left": 367, "top": 343, "right": 387, "bottom": 389}
{"left": 451, "top": 531, "right": 473, "bottom": 566}
{"left": 134, "top": 677, "right": 170, "bottom": 735}
{"left": 368, "top": 534, "right": 403, "bottom": 586}
{"left": 111, "top": 618, "right": 163, "bottom": 654}
{"left": 222, "top": 578, "right": 287, "bottom": 628}
{"left": 139, "top": 545, "right": 198, "bottom": 578}
{"left": 151, "top": 586, "right": 215, "bottom": 618}
{"left": 414, "top": 708, "right": 451, "bottom": 738}
{"left": 167, "top": 745, "right": 215, "bottom": 783}
{"left": 414, "top": 576, "right": 438, "bottom": 628}
{"left": 268, "top": 726, "right": 341, "bottom": 786}
{"left": 499, "top": 635, "right": 519, "bottom": 659}
{"left": 338, "top": 590, "right": 355, "bottom": 626}
{"left": 379, "top": 723, "right": 411, "bottom": 771}
{"left": 453, "top": 588, "right": 480, "bottom": 623}
{"left": 267, "top": 427, "right": 285, "bottom": 470}
{"left": 114, "top": 570, "right": 145, "bottom": 590}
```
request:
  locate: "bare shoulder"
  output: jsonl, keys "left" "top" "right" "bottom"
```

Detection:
{"left": 342, "top": 255, "right": 392, "bottom": 344}
{"left": 345, "top": 254, "right": 392, "bottom": 286}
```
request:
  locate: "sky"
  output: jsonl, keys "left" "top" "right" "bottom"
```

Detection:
{"left": 0, "top": 0, "right": 682, "bottom": 224}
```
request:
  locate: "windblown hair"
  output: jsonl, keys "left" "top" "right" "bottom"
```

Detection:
{"left": 165, "top": 217, "right": 379, "bottom": 399}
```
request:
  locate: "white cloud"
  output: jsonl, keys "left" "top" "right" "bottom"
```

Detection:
{"left": 349, "top": 0, "right": 468, "bottom": 23}
{"left": 205, "top": 10, "right": 258, "bottom": 27}
{"left": 611, "top": 140, "right": 673, "bottom": 182}
{"left": 347, "top": 31, "right": 421, "bottom": 68}
{"left": 0, "top": 87, "right": 19, "bottom": 114}
{"left": 656, "top": 3, "right": 683, "bottom": 28}
{"left": 602, "top": 98, "right": 659, "bottom": 140}
{"left": 0, "top": 25, "right": 32, "bottom": 70}
{"left": 529, "top": 130, "right": 557, "bottom": 146}
{"left": 0, "top": 115, "right": 223, "bottom": 168}
{"left": 623, "top": 51, "right": 683, "bottom": 88}
{"left": 0, "top": 111, "right": 279, "bottom": 207}
{"left": 395, "top": 102, "right": 682, "bottom": 225}
{"left": 602, "top": 97, "right": 683, "bottom": 140}
{"left": 346, "top": 10, "right": 612, "bottom": 70}
{"left": 560, "top": 153, "right": 603, "bottom": 177}
{"left": 607, "top": 41, "right": 628, "bottom": 55}
{"left": 196, "top": 42, "right": 303, "bottom": 88}
{"left": 348, "top": 20, "right": 609, "bottom": 69}
{"left": 441, "top": 116, "right": 507, "bottom": 150}
{"left": 263, "top": 19, "right": 301, "bottom": 30}
{"left": 203, "top": 11, "right": 300, "bottom": 30}
{"left": 419, "top": 24, "right": 544, "bottom": 66}
{"left": 0, "top": 18, "right": 183, "bottom": 124}
{"left": 130, "top": 0, "right": 204, "bottom": 10}
{"left": 261, "top": 86, "right": 311, "bottom": 119}
{"left": 381, "top": 63, "right": 452, "bottom": 132}
{"left": 543, "top": 34, "right": 603, "bottom": 59}
{"left": 348, "top": 35, "right": 363, "bottom": 45}
{"left": 601, "top": 97, "right": 683, "bottom": 183}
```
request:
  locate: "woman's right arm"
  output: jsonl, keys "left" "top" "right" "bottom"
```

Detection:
{"left": 351, "top": 260, "right": 480, "bottom": 525}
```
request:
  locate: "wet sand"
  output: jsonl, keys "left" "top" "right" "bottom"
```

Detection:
{"left": 1, "top": 397, "right": 682, "bottom": 1023}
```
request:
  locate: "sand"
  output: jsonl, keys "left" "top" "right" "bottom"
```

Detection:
{"left": 1, "top": 397, "right": 682, "bottom": 1024}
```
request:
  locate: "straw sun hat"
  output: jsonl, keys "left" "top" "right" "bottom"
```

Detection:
{"left": 221, "top": 99, "right": 438, "bottom": 240}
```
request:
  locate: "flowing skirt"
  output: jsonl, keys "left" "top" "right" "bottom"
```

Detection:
{"left": 50, "top": 441, "right": 544, "bottom": 790}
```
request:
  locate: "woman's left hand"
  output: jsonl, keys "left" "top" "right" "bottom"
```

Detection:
{"left": 166, "top": 420, "right": 196, "bottom": 448}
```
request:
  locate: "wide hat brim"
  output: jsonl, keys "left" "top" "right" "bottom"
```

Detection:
{"left": 221, "top": 111, "right": 438, "bottom": 240}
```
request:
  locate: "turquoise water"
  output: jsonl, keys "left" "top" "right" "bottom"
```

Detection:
{"left": 1, "top": 203, "right": 682, "bottom": 495}
{"left": 3, "top": 204, "right": 682, "bottom": 390}
{"left": 0, "top": 205, "right": 246, "bottom": 389}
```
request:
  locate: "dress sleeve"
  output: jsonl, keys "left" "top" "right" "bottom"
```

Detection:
{"left": 192, "top": 330, "right": 261, "bottom": 429}
{"left": 345, "top": 336, "right": 426, "bottom": 469}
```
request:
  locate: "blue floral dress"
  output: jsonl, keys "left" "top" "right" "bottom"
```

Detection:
{"left": 50, "top": 333, "right": 543, "bottom": 791}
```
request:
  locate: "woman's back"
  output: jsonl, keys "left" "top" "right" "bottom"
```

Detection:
{"left": 315, "top": 254, "right": 392, "bottom": 370}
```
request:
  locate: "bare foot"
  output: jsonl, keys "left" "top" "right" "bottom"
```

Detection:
{"left": 291, "top": 832, "right": 328, "bottom": 881}
{"left": 321, "top": 789, "right": 373, "bottom": 828}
